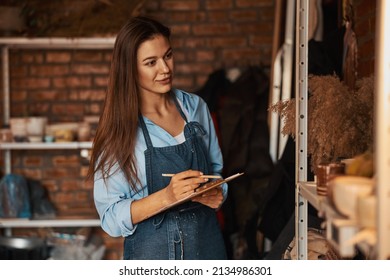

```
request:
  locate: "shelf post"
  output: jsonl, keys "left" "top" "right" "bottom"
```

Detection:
{"left": 1, "top": 46, "right": 12, "bottom": 174}
{"left": 1, "top": 46, "right": 10, "bottom": 125}
{"left": 374, "top": 0, "right": 390, "bottom": 260}
{"left": 295, "top": 0, "right": 309, "bottom": 260}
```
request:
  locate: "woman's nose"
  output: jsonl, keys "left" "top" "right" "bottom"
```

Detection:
{"left": 158, "top": 59, "right": 170, "bottom": 73}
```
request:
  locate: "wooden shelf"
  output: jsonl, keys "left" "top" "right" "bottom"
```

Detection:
{"left": 0, "top": 218, "right": 100, "bottom": 228}
{"left": 298, "top": 181, "right": 375, "bottom": 258}
{"left": 0, "top": 37, "right": 115, "bottom": 49}
{"left": 0, "top": 141, "right": 92, "bottom": 150}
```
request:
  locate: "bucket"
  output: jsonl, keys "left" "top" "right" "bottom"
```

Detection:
{"left": 0, "top": 236, "right": 48, "bottom": 260}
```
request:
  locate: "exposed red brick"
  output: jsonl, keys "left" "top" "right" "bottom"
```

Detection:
{"left": 170, "top": 24, "right": 191, "bottom": 35}
{"left": 172, "top": 75, "right": 194, "bottom": 89}
{"left": 52, "top": 192, "right": 77, "bottom": 204}
{"left": 259, "top": 7, "right": 276, "bottom": 20}
{"left": 161, "top": 0, "right": 199, "bottom": 11}
{"left": 20, "top": 52, "right": 44, "bottom": 64}
{"left": 236, "top": 0, "right": 273, "bottom": 8}
{"left": 12, "top": 77, "right": 51, "bottom": 89}
{"left": 87, "top": 103, "right": 103, "bottom": 115}
{"left": 52, "top": 155, "right": 80, "bottom": 166}
{"left": 71, "top": 64, "right": 110, "bottom": 75}
{"left": 230, "top": 10, "right": 258, "bottom": 21}
{"left": 78, "top": 89, "right": 106, "bottom": 101}
{"left": 52, "top": 76, "right": 92, "bottom": 88}
{"left": 185, "top": 38, "right": 208, "bottom": 48}
{"left": 29, "top": 90, "right": 67, "bottom": 102}
{"left": 52, "top": 103, "right": 84, "bottom": 116}
{"left": 8, "top": 90, "right": 27, "bottom": 101}
{"left": 72, "top": 51, "right": 105, "bottom": 62}
{"left": 30, "top": 65, "right": 70, "bottom": 76}
{"left": 192, "top": 23, "right": 232, "bottom": 35}
{"left": 205, "top": 0, "right": 233, "bottom": 10}
{"left": 93, "top": 77, "right": 109, "bottom": 87}
{"left": 233, "top": 22, "right": 273, "bottom": 35}
{"left": 222, "top": 48, "right": 262, "bottom": 61}
{"left": 60, "top": 180, "right": 82, "bottom": 191}
{"left": 169, "top": 11, "right": 201, "bottom": 22}
{"left": 18, "top": 169, "right": 43, "bottom": 180}
{"left": 10, "top": 65, "right": 28, "bottom": 77}
{"left": 175, "top": 63, "right": 214, "bottom": 74}
{"left": 45, "top": 52, "right": 72, "bottom": 63}
{"left": 208, "top": 36, "right": 247, "bottom": 48}
{"left": 23, "top": 156, "right": 43, "bottom": 167}
{"left": 207, "top": 11, "right": 229, "bottom": 21}
{"left": 250, "top": 35, "right": 273, "bottom": 46}
{"left": 195, "top": 50, "right": 215, "bottom": 61}
{"left": 43, "top": 167, "right": 71, "bottom": 178}
{"left": 10, "top": 104, "right": 28, "bottom": 117}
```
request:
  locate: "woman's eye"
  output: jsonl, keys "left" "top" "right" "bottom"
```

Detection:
{"left": 165, "top": 52, "right": 173, "bottom": 59}
{"left": 145, "top": 60, "right": 156, "bottom": 66}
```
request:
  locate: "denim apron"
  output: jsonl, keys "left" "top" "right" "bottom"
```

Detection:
{"left": 123, "top": 96, "right": 227, "bottom": 260}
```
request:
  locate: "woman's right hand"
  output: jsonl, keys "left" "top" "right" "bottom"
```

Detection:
{"left": 164, "top": 170, "right": 208, "bottom": 203}
{"left": 131, "top": 170, "right": 208, "bottom": 224}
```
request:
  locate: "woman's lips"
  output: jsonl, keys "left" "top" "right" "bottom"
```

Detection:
{"left": 156, "top": 77, "right": 171, "bottom": 84}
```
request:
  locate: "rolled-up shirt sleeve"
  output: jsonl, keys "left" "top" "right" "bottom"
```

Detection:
{"left": 93, "top": 170, "right": 141, "bottom": 237}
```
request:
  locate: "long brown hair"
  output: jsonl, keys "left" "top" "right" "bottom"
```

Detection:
{"left": 87, "top": 16, "right": 171, "bottom": 190}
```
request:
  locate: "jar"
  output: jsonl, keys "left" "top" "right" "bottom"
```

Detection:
{"left": 77, "top": 122, "right": 91, "bottom": 142}
{"left": 0, "top": 125, "right": 13, "bottom": 142}
{"left": 316, "top": 162, "right": 345, "bottom": 197}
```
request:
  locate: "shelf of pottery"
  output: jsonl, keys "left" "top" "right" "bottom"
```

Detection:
{"left": 0, "top": 37, "right": 115, "bottom": 234}
{"left": 294, "top": 0, "right": 390, "bottom": 260}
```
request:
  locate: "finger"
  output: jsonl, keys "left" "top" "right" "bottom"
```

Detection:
{"left": 202, "top": 187, "right": 221, "bottom": 196}
{"left": 175, "top": 170, "right": 203, "bottom": 180}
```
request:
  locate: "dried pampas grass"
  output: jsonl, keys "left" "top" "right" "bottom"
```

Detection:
{"left": 269, "top": 74, "right": 374, "bottom": 172}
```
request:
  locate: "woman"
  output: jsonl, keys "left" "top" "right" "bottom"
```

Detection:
{"left": 88, "top": 16, "right": 228, "bottom": 260}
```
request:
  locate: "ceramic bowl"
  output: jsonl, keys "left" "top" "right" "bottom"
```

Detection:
{"left": 357, "top": 195, "right": 376, "bottom": 228}
{"left": 330, "top": 176, "right": 374, "bottom": 219}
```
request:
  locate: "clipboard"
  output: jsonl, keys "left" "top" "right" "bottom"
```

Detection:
{"left": 145, "top": 172, "right": 244, "bottom": 219}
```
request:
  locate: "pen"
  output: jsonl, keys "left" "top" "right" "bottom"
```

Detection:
{"left": 162, "top": 173, "right": 222, "bottom": 179}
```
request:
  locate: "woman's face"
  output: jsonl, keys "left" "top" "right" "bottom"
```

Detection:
{"left": 137, "top": 34, "right": 174, "bottom": 96}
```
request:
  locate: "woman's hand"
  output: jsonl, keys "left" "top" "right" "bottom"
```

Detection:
{"left": 164, "top": 170, "right": 208, "bottom": 204}
{"left": 191, "top": 187, "right": 223, "bottom": 209}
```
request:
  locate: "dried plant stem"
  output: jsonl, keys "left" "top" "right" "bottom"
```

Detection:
{"left": 269, "top": 74, "right": 374, "bottom": 172}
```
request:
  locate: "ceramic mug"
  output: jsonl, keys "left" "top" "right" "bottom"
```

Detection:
{"left": 316, "top": 162, "right": 345, "bottom": 197}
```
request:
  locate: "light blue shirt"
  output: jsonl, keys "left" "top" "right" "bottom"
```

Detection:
{"left": 93, "top": 88, "right": 227, "bottom": 237}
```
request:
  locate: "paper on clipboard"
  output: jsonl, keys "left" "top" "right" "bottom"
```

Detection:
{"left": 145, "top": 172, "right": 244, "bottom": 219}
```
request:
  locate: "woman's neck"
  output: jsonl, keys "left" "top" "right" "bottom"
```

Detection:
{"left": 141, "top": 92, "right": 185, "bottom": 136}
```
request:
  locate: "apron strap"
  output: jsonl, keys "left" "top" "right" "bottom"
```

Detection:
{"left": 170, "top": 91, "right": 206, "bottom": 137}
{"left": 171, "top": 91, "right": 189, "bottom": 123}
{"left": 138, "top": 114, "right": 153, "bottom": 149}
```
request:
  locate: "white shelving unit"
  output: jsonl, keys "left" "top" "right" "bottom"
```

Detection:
{"left": 294, "top": 0, "right": 309, "bottom": 260}
{"left": 0, "top": 142, "right": 92, "bottom": 150}
{"left": 0, "top": 218, "right": 101, "bottom": 228}
{"left": 295, "top": 0, "right": 390, "bottom": 260}
{"left": 0, "top": 37, "right": 115, "bottom": 234}
{"left": 373, "top": 0, "right": 390, "bottom": 260}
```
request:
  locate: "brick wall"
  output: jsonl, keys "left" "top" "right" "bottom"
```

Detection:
{"left": 0, "top": 0, "right": 378, "bottom": 260}
{"left": 0, "top": 0, "right": 274, "bottom": 260}
{"left": 140, "top": 0, "right": 275, "bottom": 90}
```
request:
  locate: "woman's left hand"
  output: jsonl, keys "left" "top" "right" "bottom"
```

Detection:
{"left": 191, "top": 186, "right": 223, "bottom": 209}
